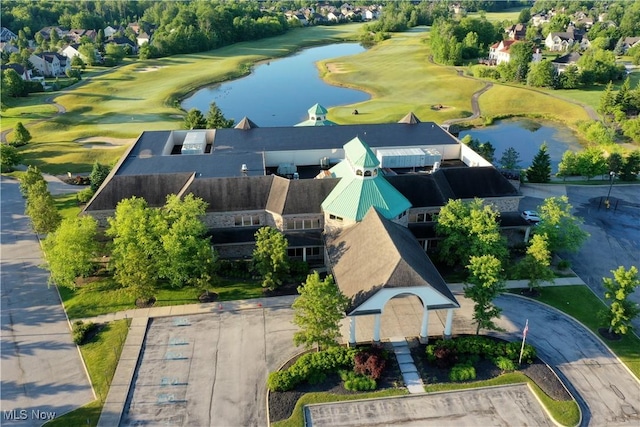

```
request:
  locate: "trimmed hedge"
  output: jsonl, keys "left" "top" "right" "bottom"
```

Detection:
{"left": 340, "top": 370, "right": 376, "bottom": 391}
{"left": 426, "top": 336, "right": 536, "bottom": 365}
{"left": 449, "top": 363, "right": 476, "bottom": 382}
{"left": 268, "top": 346, "right": 358, "bottom": 392}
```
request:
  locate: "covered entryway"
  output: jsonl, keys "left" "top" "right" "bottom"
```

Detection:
{"left": 327, "top": 208, "right": 459, "bottom": 345}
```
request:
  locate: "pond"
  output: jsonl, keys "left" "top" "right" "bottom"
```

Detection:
{"left": 181, "top": 43, "right": 369, "bottom": 127}
{"left": 459, "top": 119, "right": 584, "bottom": 173}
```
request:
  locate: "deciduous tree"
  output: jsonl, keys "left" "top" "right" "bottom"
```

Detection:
{"left": 42, "top": 216, "right": 99, "bottom": 288}
{"left": 292, "top": 272, "right": 349, "bottom": 351}
{"left": 465, "top": 255, "right": 505, "bottom": 335}
{"left": 517, "top": 234, "right": 555, "bottom": 292}
{"left": 436, "top": 198, "right": 507, "bottom": 268}
{"left": 19, "top": 165, "right": 45, "bottom": 197}
{"left": 25, "top": 180, "right": 61, "bottom": 234}
{"left": 1, "top": 144, "right": 22, "bottom": 172}
{"left": 600, "top": 266, "right": 640, "bottom": 335}
{"left": 158, "top": 194, "right": 214, "bottom": 289}
{"left": 253, "top": 226, "right": 290, "bottom": 290}
{"left": 107, "top": 197, "right": 163, "bottom": 301}
{"left": 535, "top": 196, "right": 589, "bottom": 254}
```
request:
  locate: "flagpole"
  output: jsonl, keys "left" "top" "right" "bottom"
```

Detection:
{"left": 518, "top": 319, "right": 529, "bottom": 365}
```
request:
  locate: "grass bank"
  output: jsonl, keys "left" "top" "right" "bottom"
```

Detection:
{"left": 60, "top": 277, "right": 264, "bottom": 319}
{"left": 45, "top": 319, "right": 130, "bottom": 427}
{"left": 514, "top": 285, "right": 640, "bottom": 379}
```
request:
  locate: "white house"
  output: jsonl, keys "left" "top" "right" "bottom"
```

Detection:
{"left": 489, "top": 40, "right": 516, "bottom": 65}
{"left": 29, "top": 52, "right": 70, "bottom": 77}
{"left": 545, "top": 28, "right": 584, "bottom": 52}
{"left": 61, "top": 43, "right": 82, "bottom": 59}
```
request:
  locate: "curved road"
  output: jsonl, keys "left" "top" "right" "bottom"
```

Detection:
{"left": 494, "top": 294, "right": 640, "bottom": 426}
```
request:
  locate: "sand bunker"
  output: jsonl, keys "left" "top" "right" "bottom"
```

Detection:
{"left": 326, "top": 62, "right": 348, "bottom": 73}
{"left": 76, "top": 136, "right": 135, "bottom": 149}
{"left": 135, "top": 66, "right": 164, "bottom": 73}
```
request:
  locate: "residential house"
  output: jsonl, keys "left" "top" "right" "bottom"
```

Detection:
{"left": 327, "top": 11, "right": 345, "bottom": 22}
{"left": 489, "top": 40, "right": 517, "bottom": 65}
{"left": 36, "top": 26, "right": 67, "bottom": 41}
{"left": 106, "top": 36, "right": 138, "bottom": 54}
{"left": 61, "top": 43, "right": 82, "bottom": 60}
{"left": 136, "top": 32, "right": 151, "bottom": 47}
{"left": 83, "top": 107, "right": 525, "bottom": 342}
{"left": 0, "top": 42, "right": 20, "bottom": 55}
{"left": 285, "top": 12, "right": 308, "bottom": 26}
{"left": 532, "top": 13, "right": 550, "bottom": 27}
{"left": 551, "top": 52, "right": 582, "bottom": 73}
{"left": 29, "top": 52, "right": 70, "bottom": 77}
{"left": 67, "top": 29, "right": 97, "bottom": 43}
{"left": 363, "top": 7, "right": 380, "bottom": 21}
{"left": 0, "top": 27, "right": 17, "bottom": 42}
{"left": 104, "top": 26, "right": 122, "bottom": 38}
{"left": 622, "top": 37, "right": 640, "bottom": 53}
{"left": 1, "top": 63, "right": 33, "bottom": 81}
{"left": 545, "top": 27, "right": 584, "bottom": 52}
{"left": 506, "top": 23, "right": 527, "bottom": 41}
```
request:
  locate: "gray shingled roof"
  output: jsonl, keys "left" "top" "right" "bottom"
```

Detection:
{"left": 327, "top": 207, "right": 458, "bottom": 313}
{"left": 84, "top": 173, "right": 194, "bottom": 211}
{"left": 435, "top": 167, "right": 519, "bottom": 199}
{"left": 184, "top": 176, "right": 273, "bottom": 212}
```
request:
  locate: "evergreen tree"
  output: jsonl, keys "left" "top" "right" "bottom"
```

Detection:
{"left": 89, "top": 161, "right": 111, "bottom": 192}
{"left": 499, "top": 147, "right": 521, "bottom": 170}
{"left": 599, "top": 81, "right": 616, "bottom": 117}
{"left": 526, "top": 143, "right": 551, "bottom": 183}
{"left": 607, "top": 152, "right": 624, "bottom": 174}
{"left": 12, "top": 122, "right": 31, "bottom": 146}
{"left": 205, "top": 102, "right": 234, "bottom": 128}
{"left": 184, "top": 108, "right": 206, "bottom": 129}
{"left": 620, "top": 150, "right": 640, "bottom": 181}
{"left": 19, "top": 165, "right": 45, "bottom": 197}
{"left": 2, "top": 69, "right": 26, "bottom": 97}
{"left": 292, "top": 272, "right": 349, "bottom": 351}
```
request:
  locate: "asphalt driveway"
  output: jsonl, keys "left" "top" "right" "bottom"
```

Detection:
{"left": 0, "top": 177, "right": 94, "bottom": 426}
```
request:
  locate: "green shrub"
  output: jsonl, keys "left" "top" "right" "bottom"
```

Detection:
{"left": 493, "top": 356, "right": 516, "bottom": 371}
{"left": 267, "top": 370, "right": 297, "bottom": 392}
{"left": 76, "top": 187, "right": 94, "bottom": 204}
{"left": 72, "top": 320, "right": 95, "bottom": 345}
{"left": 340, "top": 370, "right": 377, "bottom": 391}
{"left": 449, "top": 363, "right": 476, "bottom": 382}
{"left": 557, "top": 259, "right": 571, "bottom": 270}
{"left": 266, "top": 346, "right": 357, "bottom": 392}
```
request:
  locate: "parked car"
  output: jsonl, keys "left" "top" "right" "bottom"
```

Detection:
{"left": 521, "top": 210, "right": 541, "bottom": 223}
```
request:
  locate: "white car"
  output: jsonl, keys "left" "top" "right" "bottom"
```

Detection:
{"left": 521, "top": 210, "right": 541, "bottom": 223}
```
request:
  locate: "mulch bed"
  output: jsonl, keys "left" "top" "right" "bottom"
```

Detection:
{"left": 135, "top": 297, "right": 156, "bottom": 308}
{"left": 262, "top": 281, "right": 300, "bottom": 297}
{"left": 198, "top": 292, "right": 218, "bottom": 303}
{"left": 269, "top": 338, "right": 572, "bottom": 423}
{"left": 598, "top": 328, "right": 623, "bottom": 341}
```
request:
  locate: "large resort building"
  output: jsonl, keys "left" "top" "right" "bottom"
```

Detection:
{"left": 84, "top": 106, "right": 524, "bottom": 343}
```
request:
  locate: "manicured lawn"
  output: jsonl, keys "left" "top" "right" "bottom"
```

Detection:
{"left": 59, "top": 277, "right": 264, "bottom": 319}
{"left": 514, "top": 285, "right": 640, "bottom": 379}
{"left": 271, "top": 389, "right": 408, "bottom": 427}
{"left": 53, "top": 192, "right": 83, "bottom": 219}
{"left": 424, "top": 372, "right": 580, "bottom": 427}
{"left": 6, "top": 24, "right": 364, "bottom": 174}
{"left": 44, "top": 319, "right": 130, "bottom": 427}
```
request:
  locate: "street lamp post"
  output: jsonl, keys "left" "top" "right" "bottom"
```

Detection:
{"left": 605, "top": 171, "right": 615, "bottom": 208}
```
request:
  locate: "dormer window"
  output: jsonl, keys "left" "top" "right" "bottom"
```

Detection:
{"left": 373, "top": 168, "right": 378, "bottom": 176}
{"left": 356, "top": 169, "right": 363, "bottom": 176}
{"left": 364, "top": 170, "right": 372, "bottom": 177}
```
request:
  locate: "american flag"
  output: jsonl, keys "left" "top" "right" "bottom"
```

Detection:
{"left": 523, "top": 319, "right": 529, "bottom": 338}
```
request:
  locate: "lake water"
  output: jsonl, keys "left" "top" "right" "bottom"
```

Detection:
{"left": 181, "top": 43, "right": 369, "bottom": 127}
{"left": 459, "top": 119, "right": 584, "bottom": 172}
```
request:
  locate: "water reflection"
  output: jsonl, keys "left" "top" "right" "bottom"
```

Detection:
{"left": 181, "top": 43, "right": 369, "bottom": 127}
{"left": 459, "top": 119, "right": 583, "bottom": 172}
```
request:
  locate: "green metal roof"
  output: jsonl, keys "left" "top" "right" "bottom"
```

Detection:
{"left": 309, "top": 103, "right": 328, "bottom": 115}
{"left": 328, "top": 159, "right": 352, "bottom": 178}
{"left": 321, "top": 174, "right": 412, "bottom": 221}
{"left": 343, "top": 136, "right": 379, "bottom": 168}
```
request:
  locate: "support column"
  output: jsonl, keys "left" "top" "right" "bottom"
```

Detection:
{"left": 349, "top": 316, "right": 356, "bottom": 346}
{"left": 419, "top": 307, "right": 429, "bottom": 344}
{"left": 443, "top": 309, "right": 454, "bottom": 340}
{"left": 373, "top": 314, "right": 381, "bottom": 343}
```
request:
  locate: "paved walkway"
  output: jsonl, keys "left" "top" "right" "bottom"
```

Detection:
{"left": 0, "top": 177, "right": 94, "bottom": 427}
{"left": 390, "top": 338, "right": 424, "bottom": 394}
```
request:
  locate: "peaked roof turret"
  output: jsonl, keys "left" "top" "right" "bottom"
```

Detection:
{"left": 309, "top": 103, "right": 328, "bottom": 115}
{"left": 343, "top": 136, "right": 379, "bottom": 168}
{"left": 398, "top": 112, "right": 421, "bottom": 124}
{"left": 295, "top": 103, "right": 337, "bottom": 127}
{"left": 234, "top": 116, "right": 259, "bottom": 130}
